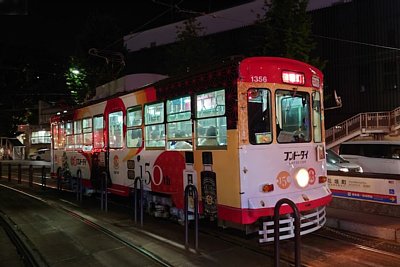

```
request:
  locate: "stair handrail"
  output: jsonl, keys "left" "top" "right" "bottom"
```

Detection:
{"left": 326, "top": 113, "right": 363, "bottom": 143}
{"left": 326, "top": 107, "right": 400, "bottom": 146}
{"left": 389, "top": 106, "right": 400, "bottom": 130}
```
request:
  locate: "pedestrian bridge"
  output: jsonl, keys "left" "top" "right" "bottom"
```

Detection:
{"left": 326, "top": 106, "right": 400, "bottom": 149}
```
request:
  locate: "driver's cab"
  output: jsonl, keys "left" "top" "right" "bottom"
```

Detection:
{"left": 247, "top": 88, "right": 322, "bottom": 144}
{"left": 275, "top": 90, "right": 311, "bottom": 143}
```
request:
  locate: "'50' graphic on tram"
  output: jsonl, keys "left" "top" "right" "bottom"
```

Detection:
{"left": 137, "top": 162, "right": 171, "bottom": 186}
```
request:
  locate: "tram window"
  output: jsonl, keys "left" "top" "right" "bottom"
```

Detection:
{"left": 167, "top": 121, "right": 193, "bottom": 150}
{"left": 82, "top": 117, "right": 92, "bottom": 146}
{"left": 196, "top": 117, "right": 227, "bottom": 148}
{"left": 65, "top": 121, "right": 74, "bottom": 150}
{"left": 276, "top": 90, "right": 311, "bottom": 143}
{"left": 109, "top": 111, "right": 123, "bottom": 148}
{"left": 247, "top": 88, "right": 272, "bottom": 145}
{"left": 52, "top": 124, "right": 59, "bottom": 149}
{"left": 145, "top": 102, "right": 164, "bottom": 125}
{"left": 127, "top": 105, "right": 142, "bottom": 148}
{"left": 167, "top": 96, "right": 191, "bottom": 122}
{"left": 196, "top": 89, "right": 225, "bottom": 118}
{"left": 312, "top": 91, "right": 322, "bottom": 143}
{"left": 127, "top": 129, "right": 142, "bottom": 148}
{"left": 74, "top": 120, "right": 83, "bottom": 149}
{"left": 145, "top": 124, "right": 165, "bottom": 148}
{"left": 93, "top": 115, "right": 104, "bottom": 148}
{"left": 58, "top": 123, "right": 65, "bottom": 149}
{"left": 65, "top": 121, "right": 73, "bottom": 135}
{"left": 127, "top": 106, "right": 142, "bottom": 127}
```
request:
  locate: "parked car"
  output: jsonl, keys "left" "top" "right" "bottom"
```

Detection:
{"left": 28, "top": 148, "right": 50, "bottom": 161}
{"left": 326, "top": 148, "right": 363, "bottom": 173}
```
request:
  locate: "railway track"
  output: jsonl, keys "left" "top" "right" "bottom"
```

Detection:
{"left": 0, "top": 210, "right": 48, "bottom": 267}
{"left": 193, "top": 217, "right": 400, "bottom": 266}
{"left": 313, "top": 227, "right": 400, "bottom": 261}
{"left": 0, "top": 184, "right": 174, "bottom": 267}
{"left": 62, "top": 190, "right": 400, "bottom": 266}
{"left": 2, "top": 179, "right": 400, "bottom": 266}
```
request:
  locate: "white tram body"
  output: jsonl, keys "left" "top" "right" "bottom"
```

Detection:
{"left": 51, "top": 57, "right": 331, "bottom": 241}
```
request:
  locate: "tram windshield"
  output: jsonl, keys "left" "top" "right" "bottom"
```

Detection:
{"left": 276, "top": 90, "right": 311, "bottom": 143}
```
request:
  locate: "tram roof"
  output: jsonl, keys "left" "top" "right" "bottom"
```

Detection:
{"left": 51, "top": 56, "right": 323, "bottom": 122}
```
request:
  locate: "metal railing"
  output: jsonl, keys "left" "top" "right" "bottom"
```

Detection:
{"left": 184, "top": 184, "right": 199, "bottom": 250}
{"left": 274, "top": 198, "right": 301, "bottom": 267}
{"left": 0, "top": 161, "right": 51, "bottom": 190}
{"left": 326, "top": 107, "right": 400, "bottom": 148}
{"left": 133, "top": 176, "right": 144, "bottom": 226}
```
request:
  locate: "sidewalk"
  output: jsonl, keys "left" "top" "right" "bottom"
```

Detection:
{"left": 3, "top": 171, "right": 400, "bottom": 245}
{"left": 326, "top": 206, "right": 400, "bottom": 243}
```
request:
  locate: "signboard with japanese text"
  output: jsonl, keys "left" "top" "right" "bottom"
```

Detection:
{"left": 328, "top": 174, "right": 400, "bottom": 205}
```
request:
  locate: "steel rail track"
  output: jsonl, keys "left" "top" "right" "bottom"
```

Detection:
{"left": 197, "top": 224, "right": 311, "bottom": 267}
{"left": 312, "top": 227, "right": 400, "bottom": 260}
{"left": 6, "top": 178, "right": 399, "bottom": 266}
{"left": 0, "top": 210, "right": 49, "bottom": 267}
{"left": 0, "top": 184, "right": 173, "bottom": 267}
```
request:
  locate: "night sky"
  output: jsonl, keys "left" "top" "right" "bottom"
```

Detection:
{"left": 1, "top": 0, "right": 250, "bottom": 55}
{"left": 4, "top": 1, "right": 163, "bottom": 54}
{"left": 0, "top": 0, "right": 250, "bottom": 135}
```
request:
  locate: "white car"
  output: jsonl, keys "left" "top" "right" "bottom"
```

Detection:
{"left": 29, "top": 149, "right": 51, "bottom": 161}
{"left": 326, "top": 149, "right": 363, "bottom": 173}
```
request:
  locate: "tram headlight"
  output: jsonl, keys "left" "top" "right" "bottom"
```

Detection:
{"left": 294, "top": 168, "right": 309, "bottom": 188}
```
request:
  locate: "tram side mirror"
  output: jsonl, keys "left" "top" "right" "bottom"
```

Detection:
{"left": 334, "top": 90, "right": 342, "bottom": 106}
{"left": 325, "top": 90, "right": 342, "bottom": 111}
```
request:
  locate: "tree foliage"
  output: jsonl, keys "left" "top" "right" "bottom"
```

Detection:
{"left": 166, "top": 17, "right": 215, "bottom": 75}
{"left": 65, "top": 56, "right": 89, "bottom": 104}
{"left": 66, "top": 11, "right": 126, "bottom": 104}
{"left": 256, "top": 0, "right": 325, "bottom": 69}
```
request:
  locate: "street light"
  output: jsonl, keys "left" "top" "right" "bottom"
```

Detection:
{"left": 70, "top": 68, "right": 80, "bottom": 75}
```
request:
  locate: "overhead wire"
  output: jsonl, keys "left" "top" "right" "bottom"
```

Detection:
{"left": 103, "top": 0, "right": 184, "bottom": 50}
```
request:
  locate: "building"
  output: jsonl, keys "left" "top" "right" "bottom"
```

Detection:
{"left": 310, "top": 0, "right": 400, "bottom": 127}
{"left": 123, "top": 0, "right": 400, "bottom": 129}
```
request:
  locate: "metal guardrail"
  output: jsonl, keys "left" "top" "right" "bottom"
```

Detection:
{"left": 184, "top": 184, "right": 199, "bottom": 250}
{"left": 133, "top": 176, "right": 144, "bottom": 226}
{"left": 326, "top": 107, "right": 400, "bottom": 148}
{"left": 100, "top": 171, "right": 109, "bottom": 212}
{"left": 0, "top": 161, "right": 51, "bottom": 190}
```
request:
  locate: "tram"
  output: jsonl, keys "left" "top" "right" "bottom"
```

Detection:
{"left": 50, "top": 56, "right": 331, "bottom": 241}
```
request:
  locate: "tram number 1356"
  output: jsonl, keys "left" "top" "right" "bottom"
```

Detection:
{"left": 250, "top": 76, "right": 268, "bottom": 83}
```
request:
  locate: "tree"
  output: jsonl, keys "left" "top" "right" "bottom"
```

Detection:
{"left": 256, "top": 0, "right": 325, "bottom": 69}
{"left": 66, "top": 11, "right": 126, "bottom": 104}
{"left": 166, "top": 17, "right": 215, "bottom": 75}
{"left": 65, "top": 56, "right": 89, "bottom": 104}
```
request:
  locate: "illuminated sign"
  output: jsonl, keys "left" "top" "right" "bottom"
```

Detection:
{"left": 329, "top": 175, "right": 400, "bottom": 205}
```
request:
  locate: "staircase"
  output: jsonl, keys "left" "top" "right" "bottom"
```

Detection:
{"left": 326, "top": 106, "right": 400, "bottom": 149}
